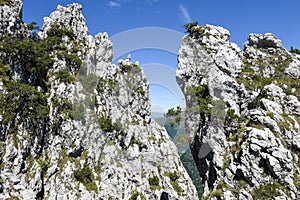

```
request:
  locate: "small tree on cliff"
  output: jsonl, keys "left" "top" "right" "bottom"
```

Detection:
{"left": 184, "top": 21, "right": 198, "bottom": 33}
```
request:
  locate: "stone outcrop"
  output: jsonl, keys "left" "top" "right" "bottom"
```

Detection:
{"left": 0, "top": 2, "right": 198, "bottom": 200}
{"left": 177, "top": 24, "right": 300, "bottom": 199}
{"left": 0, "top": 0, "right": 24, "bottom": 37}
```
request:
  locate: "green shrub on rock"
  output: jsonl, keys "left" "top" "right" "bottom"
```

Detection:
{"left": 184, "top": 21, "right": 199, "bottom": 33}
{"left": 99, "top": 116, "right": 114, "bottom": 132}
{"left": 55, "top": 68, "right": 76, "bottom": 83}
{"left": 290, "top": 47, "right": 300, "bottom": 55}
{"left": 148, "top": 176, "right": 159, "bottom": 186}
{"left": 74, "top": 166, "right": 98, "bottom": 192}
{"left": 166, "top": 106, "right": 182, "bottom": 117}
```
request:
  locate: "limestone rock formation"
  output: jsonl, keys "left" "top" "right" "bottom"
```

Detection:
{"left": 0, "top": 0, "right": 24, "bottom": 37}
{"left": 177, "top": 24, "right": 300, "bottom": 199}
{"left": 0, "top": 2, "right": 198, "bottom": 199}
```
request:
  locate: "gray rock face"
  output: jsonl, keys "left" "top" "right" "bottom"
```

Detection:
{"left": 177, "top": 24, "right": 300, "bottom": 199}
{"left": 0, "top": 2, "right": 198, "bottom": 200}
{"left": 286, "top": 54, "right": 300, "bottom": 79}
{"left": 39, "top": 3, "right": 88, "bottom": 41}
{"left": 0, "top": 0, "right": 24, "bottom": 37}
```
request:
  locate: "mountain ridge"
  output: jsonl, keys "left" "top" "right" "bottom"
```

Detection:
{"left": 0, "top": 1, "right": 198, "bottom": 199}
{"left": 177, "top": 22, "right": 300, "bottom": 199}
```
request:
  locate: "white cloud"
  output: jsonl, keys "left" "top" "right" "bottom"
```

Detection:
{"left": 107, "top": 1, "right": 121, "bottom": 8}
{"left": 179, "top": 4, "right": 191, "bottom": 23}
{"left": 146, "top": 0, "right": 159, "bottom": 5}
{"left": 107, "top": 0, "right": 158, "bottom": 8}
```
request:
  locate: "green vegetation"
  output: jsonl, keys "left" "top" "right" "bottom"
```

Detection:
{"left": 210, "top": 189, "right": 223, "bottom": 198}
{"left": 74, "top": 166, "right": 98, "bottom": 192}
{"left": 0, "top": 0, "right": 13, "bottom": 6}
{"left": 57, "top": 149, "right": 70, "bottom": 171}
{"left": 166, "top": 106, "right": 182, "bottom": 117}
{"left": 277, "top": 76, "right": 300, "bottom": 98}
{"left": 148, "top": 176, "right": 161, "bottom": 190}
{"left": 136, "top": 87, "right": 146, "bottom": 95}
{"left": 0, "top": 145, "right": 5, "bottom": 170}
{"left": 0, "top": 36, "right": 51, "bottom": 90}
{"left": 294, "top": 170, "right": 300, "bottom": 191}
{"left": 184, "top": 21, "right": 211, "bottom": 38}
{"left": 180, "top": 149, "right": 203, "bottom": 197}
{"left": 0, "top": 22, "right": 80, "bottom": 88}
{"left": 174, "top": 116, "right": 181, "bottom": 124}
{"left": 226, "top": 118, "right": 249, "bottom": 154}
{"left": 238, "top": 49, "right": 297, "bottom": 100}
{"left": 46, "top": 23, "right": 75, "bottom": 39}
{"left": 55, "top": 68, "right": 76, "bottom": 83}
{"left": 129, "top": 191, "right": 146, "bottom": 200}
{"left": 227, "top": 109, "right": 239, "bottom": 119}
{"left": 98, "top": 115, "right": 123, "bottom": 133}
{"left": 211, "top": 99, "right": 226, "bottom": 120}
{"left": 184, "top": 21, "right": 199, "bottom": 33}
{"left": 119, "top": 64, "right": 140, "bottom": 73}
{"left": 290, "top": 46, "right": 300, "bottom": 55}
{"left": 251, "top": 182, "right": 291, "bottom": 199}
{"left": 24, "top": 155, "right": 35, "bottom": 182}
{"left": 161, "top": 117, "right": 181, "bottom": 139}
{"left": 129, "top": 191, "right": 139, "bottom": 200}
{"left": 165, "top": 171, "right": 183, "bottom": 195}
{"left": 294, "top": 115, "right": 300, "bottom": 126}
{"left": 46, "top": 23, "right": 82, "bottom": 70}
{"left": 205, "top": 180, "right": 231, "bottom": 199}
{"left": 0, "top": 81, "right": 49, "bottom": 134}
{"left": 39, "top": 160, "right": 50, "bottom": 176}
{"left": 277, "top": 121, "right": 291, "bottom": 132}
{"left": 239, "top": 53, "right": 290, "bottom": 87}
{"left": 0, "top": 62, "right": 10, "bottom": 83}
{"left": 250, "top": 90, "right": 268, "bottom": 108}
{"left": 165, "top": 106, "right": 183, "bottom": 127}
{"left": 27, "top": 22, "right": 40, "bottom": 31}
{"left": 266, "top": 111, "right": 274, "bottom": 119}
{"left": 169, "top": 121, "right": 175, "bottom": 127}
{"left": 148, "top": 176, "right": 159, "bottom": 185}
{"left": 99, "top": 116, "right": 113, "bottom": 132}
{"left": 251, "top": 121, "right": 266, "bottom": 130}
{"left": 0, "top": 23, "right": 82, "bottom": 135}
{"left": 190, "top": 26, "right": 206, "bottom": 37}
{"left": 216, "top": 180, "right": 230, "bottom": 190}
{"left": 186, "top": 85, "right": 212, "bottom": 115}
{"left": 96, "top": 77, "right": 118, "bottom": 93}
{"left": 51, "top": 96, "right": 73, "bottom": 125}
{"left": 222, "top": 158, "right": 231, "bottom": 172}
{"left": 130, "top": 137, "right": 142, "bottom": 147}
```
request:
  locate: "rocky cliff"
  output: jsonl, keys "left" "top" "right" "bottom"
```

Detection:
{"left": 177, "top": 23, "right": 300, "bottom": 199}
{"left": 0, "top": 1, "right": 198, "bottom": 199}
{"left": 0, "top": 0, "right": 24, "bottom": 36}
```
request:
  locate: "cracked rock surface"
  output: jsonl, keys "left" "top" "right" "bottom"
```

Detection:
{"left": 0, "top": 2, "right": 198, "bottom": 199}
{"left": 177, "top": 24, "right": 300, "bottom": 199}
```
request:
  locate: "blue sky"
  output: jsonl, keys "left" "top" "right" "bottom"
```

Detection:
{"left": 22, "top": 0, "right": 300, "bottom": 112}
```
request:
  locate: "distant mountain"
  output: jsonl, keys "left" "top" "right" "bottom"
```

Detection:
{"left": 154, "top": 115, "right": 203, "bottom": 197}
{"left": 151, "top": 111, "right": 165, "bottom": 119}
